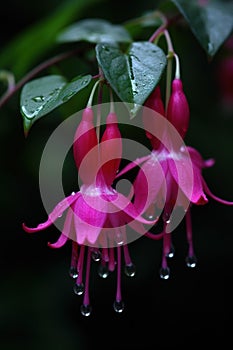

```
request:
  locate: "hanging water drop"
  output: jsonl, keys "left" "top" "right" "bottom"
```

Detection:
{"left": 185, "top": 255, "right": 197, "bottom": 268}
{"left": 159, "top": 266, "right": 170, "bottom": 280}
{"left": 80, "top": 304, "right": 92, "bottom": 317}
{"left": 166, "top": 244, "right": 175, "bottom": 258}
{"left": 124, "top": 263, "right": 136, "bottom": 277}
{"left": 113, "top": 300, "right": 125, "bottom": 313}
{"left": 73, "top": 283, "right": 84, "bottom": 295}
{"left": 98, "top": 264, "right": 109, "bottom": 278}
{"left": 91, "top": 250, "right": 101, "bottom": 262}
{"left": 69, "top": 266, "right": 78, "bottom": 279}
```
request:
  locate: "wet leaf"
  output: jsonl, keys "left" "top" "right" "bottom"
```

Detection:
{"left": 96, "top": 41, "right": 167, "bottom": 116}
{"left": 57, "top": 18, "right": 132, "bottom": 44}
{"left": 20, "top": 74, "right": 92, "bottom": 134}
{"left": 172, "top": 0, "right": 233, "bottom": 56}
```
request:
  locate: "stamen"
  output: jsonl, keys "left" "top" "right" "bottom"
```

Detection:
{"left": 159, "top": 224, "right": 171, "bottom": 279}
{"left": 108, "top": 247, "right": 116, "bottom": 272}
{"left": 69, "top": 241, "right": 79, "bottom": 279}
{"left": 73, "top": 245, "right": 85, "bottom": 295}
{"left": 123, "top": 244, "right": 136, "bottom": 277}
{"left": 80, "top": 247, "right": 92, "bottom": 316}
{"left": 113, "top": 246, "right": 125, "bottom": 313}
{"left": 185, "top": 208, "right": 197, "bottom": 268}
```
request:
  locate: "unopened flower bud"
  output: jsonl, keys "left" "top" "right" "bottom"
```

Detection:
{"left": 143, "top": 86, "right": 165, "bottom": 149}
{"left": 167, "top": 79, "right": 190, "bottom": 139}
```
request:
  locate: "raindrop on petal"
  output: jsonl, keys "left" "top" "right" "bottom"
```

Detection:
{"left": 73, "top": 283, "right": 84, "bottom": 295}
{"left": 113, "top": 300, "right": 125, "bottom": 313}
{"left": 124, "top": 263, "right": 136, "bottom": 277}
{"left": 80, "top": 304, "right": 92, "bottom": 317}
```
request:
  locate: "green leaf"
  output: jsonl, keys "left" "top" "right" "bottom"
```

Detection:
{"left": 171, "top": 0, "right": 233, "bottom": 56}
{"left": 20, "top": 74, "right": 92, "bottom": 133}
{"left": 57, "top": 18, "right": 132, "bottom": 44}
{"left": 96, "top": 42, "right": 167, "bottom": 116}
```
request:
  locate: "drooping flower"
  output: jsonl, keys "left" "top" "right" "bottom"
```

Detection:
{"left": 23, "top": 107, "right": 159, "bottom": 315}
{"left": 117, "top": 81, "right": 233, "bottom": 278}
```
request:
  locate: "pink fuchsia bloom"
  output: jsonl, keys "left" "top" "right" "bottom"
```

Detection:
{"left": 117, "top": 81, "right": 233, "bottom": 279}
{"left": 23, "top": 107, "right": 159, "bottom": 316}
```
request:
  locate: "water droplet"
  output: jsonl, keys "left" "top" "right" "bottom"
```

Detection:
{"left": 113, "top": 300, "right": 124, "bottom": 313}
{"left": 159, "top": 266, "right": 170, "bottom": 280}
{"left": 98, "top": 264, "right": 109, "bottom": 278}
{"left": 69, "top": 266, "right": 78, "bottom": 279}
{"left": 32, "top": 96, "right": 45, "bottom": 102}
{"left": 80, "top": 304, "right": 92, "bottom": 317}
{"left": 116, "top": 233, "right": 124, "bottom": 246}
{"left": 186, "top": 255, "right": 197, "bottom": 268}
{"left": 124, "top": 263, "right": 136, "bottom": 277}
{"left": 91, "top": 250, "right": 101, "bottom": 262}
{"left": 208, "top": 42, "right": 214, "bottom": 54}
{"left": 73, "top": 283, "right": 84, "bottom": 295}
{"left": 166, "top": 245, "right": 175, "bottom": 258}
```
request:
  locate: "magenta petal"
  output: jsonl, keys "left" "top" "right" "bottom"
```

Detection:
{"left": 22, "top": 192, "right": 80, "bottom": 233}
{"left": 22, "top": 221, "right": 53, "bottom": 233}
{"left": 73, "top": 195, "right": 107, "bottom": 244}
{"left": 48, "top": 234, "right": 68, "bottom": 248}
{"left": 187, "top": 146, "right": 215, "bottom": 169}
{"left": 111, "top": 192, "right": 158, "bottom": 225}
{"left": 48, "top": 207, "right": 73, "bottom": 247}
{"left": 168, "top": 157, "right": 208, "bottom": 205}
{"left": 116, "top": 155, "right": 150, "bottom": 178}
{"left": 133, "top": 157, "right": 167, "bottom": 213}
{"left": 202, "top": 178, "right": 233, "bottom": 205}
{"left": 48, "top": 192, "right": 80, "bottom": 223}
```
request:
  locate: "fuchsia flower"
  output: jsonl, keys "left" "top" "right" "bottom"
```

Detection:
{"left": 23, "top": 107, "right": 158, "bottom": 316}
{"left": 118, "top": 80, "right": 233, "bottom": 279}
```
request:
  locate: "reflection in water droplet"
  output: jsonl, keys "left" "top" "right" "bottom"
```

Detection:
{"left": 32, "top": 96, "right": 45, "bottom": 102}
{"left": 73, "top": 283, "right": 84, "bottom": 295}
{"left": 208, "top": 42, "right": 214, "bottom": 54}
{"left": 69, "top": 266, "right": 78, "bottom": 279}
{"left": 91, "top": 250, "right": 101, "bottom": 262}
{"left": 166, "top": 244, "right": 175, "bottom": 258}
{"left": 80, "top": 304, "right": 92, "bottom": 317}
{"left": 113, "top": 300, "right": 124, "bottom": 313}
{"left": 98, "top": 264, "right": 109, "bottom": 278}
{"left": 124, "top": 263, "right": 136, "bottom": 277}
{"left": 159, "top": 266, "right": 170, "bottom": 280}
{"left": 185, "top": 255, "right": 197, "bottom": 268}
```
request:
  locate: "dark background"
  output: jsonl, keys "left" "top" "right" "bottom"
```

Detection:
{"left": 0, "top": 0, "right": 232, "bottom": 349}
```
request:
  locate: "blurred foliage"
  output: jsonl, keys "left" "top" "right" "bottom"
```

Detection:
{"left": 0, "top": 0, "right": 232, "bottom": 349}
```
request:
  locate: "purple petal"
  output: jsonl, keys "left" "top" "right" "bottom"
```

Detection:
{"left": 187, "top": 146, "right": 214, "bottom": 169}
{"left": 202, "top": 178, "right": 233, "bottom": 205}
{"left": 168, "top": 157, "right": 208, "bottom": 205}
{"left": 73, "top": 195, "right": 107, "bottom": 245}
{"left": 133, "top": 156, "right": 167, "bottom": 213}
{"left": 48, "top": 207, "right": 73, "bottom": 248}
{"left": 48, "top": 234, "right": 68, "bottom": 248}
{"left": 22, "top": 192, "right": 80, "bottom": 233}
{"left": 110, "top": 192, "right": 158, "bottom": 225}
{"left": 116, "top": 155, "right": 150, "bottom": 178}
